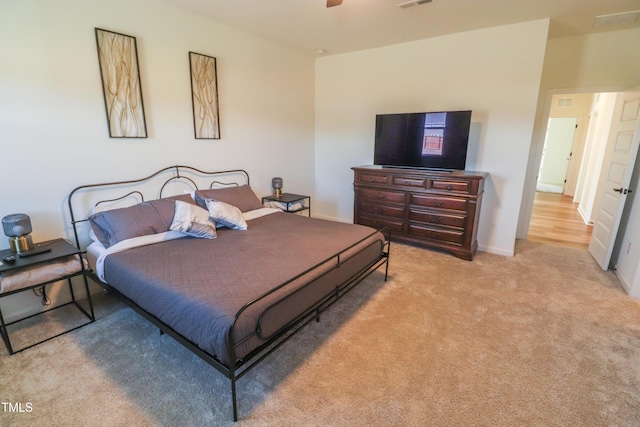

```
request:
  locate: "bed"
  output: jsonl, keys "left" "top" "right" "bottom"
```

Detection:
{"left": 67, "top": 165, "right": 389, "bottom": 421}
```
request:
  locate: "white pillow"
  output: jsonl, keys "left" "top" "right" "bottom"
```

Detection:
{"left": 205, "top": 199, "right": 248, "bottom": 230}
{"left": 170, "top": 200, "right": 217, "bottom": 239}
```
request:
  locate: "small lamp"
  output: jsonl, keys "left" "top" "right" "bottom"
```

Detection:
{"left": 272, "top": 177, "right": 283, "bottom": 198}
{"left": 2, "top": 213, "right": 34, "bottom": 253}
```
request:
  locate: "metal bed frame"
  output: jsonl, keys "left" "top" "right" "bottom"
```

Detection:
{"left": 67, "top": 165, "right": 390, "bottom": 421}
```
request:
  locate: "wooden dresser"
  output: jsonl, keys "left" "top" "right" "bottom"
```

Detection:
{"left": 352, "top": 165, "right": 488, "bottom": 260}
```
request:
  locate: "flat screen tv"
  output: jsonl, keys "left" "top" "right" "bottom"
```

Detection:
{"left": 373, "top": 110, "right": 472, "bottom": 171}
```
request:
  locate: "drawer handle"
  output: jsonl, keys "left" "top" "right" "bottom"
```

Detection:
{"left": 446, "top": 184, "right": 453, "bottom": 190}
{"left": 430, "top": 216, "right": 442, "bottom": 223}
{"left": 366, "top": 177, "right": 376, "bottom": 182}
{"left": 375, "top": 194, "right": 386, "bottom": 200}
{"left": 433, "top": 201, "right": 444, "bottom": 207}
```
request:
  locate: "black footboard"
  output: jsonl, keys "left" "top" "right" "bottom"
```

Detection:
{"left": 67, "top": 165, "right": 390, "bottom": 421}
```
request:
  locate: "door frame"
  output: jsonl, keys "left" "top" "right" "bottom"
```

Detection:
{"left": 517, "top": 85, "right": 627, "bottom": 241}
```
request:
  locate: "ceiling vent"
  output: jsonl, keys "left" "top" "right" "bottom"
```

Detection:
{"left": 594, "top": 10, "right": 640, "bottom": 27}
{"left": 397, "top": 0, "right": 433, "bottom": 9}
{"left": 557, "top": 98, "right": 573, "bottom": 108}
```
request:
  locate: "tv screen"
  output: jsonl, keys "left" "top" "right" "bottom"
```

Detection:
{"left": 373, "top": 110, "right": 472, "bottom": 171}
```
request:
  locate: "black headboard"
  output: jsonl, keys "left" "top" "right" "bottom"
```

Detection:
{"left": 67, "top": 165, "right": 249, "bottom": 251}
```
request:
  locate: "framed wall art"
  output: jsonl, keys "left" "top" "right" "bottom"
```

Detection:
{"left": 95, "top": 28, "right": 147, "bottom": 138}
{"left": 189, "top": 51, "right": 220, "bottom": 139}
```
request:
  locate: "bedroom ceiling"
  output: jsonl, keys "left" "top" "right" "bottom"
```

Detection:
{"left": 158, "top": 0, "right": 640, "bottom": 55}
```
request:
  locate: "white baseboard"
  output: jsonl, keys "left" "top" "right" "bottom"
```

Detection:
{"left": 312, "top": 214, "right": 352, "bottom": 224}
{"left": 478, "top": 244, "right": 515, "bottom": 257}
{"left": 536, "top": 183, "right": 564, "bottom": 193}
{"left": 577, "top": 206, "right": 593, "bottom": 225}
{"left": 615, "top": 268, "right": 632, "bottom": 294}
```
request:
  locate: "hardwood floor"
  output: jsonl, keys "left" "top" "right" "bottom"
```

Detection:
{"left": 527, "top": 191, "right": 593, "bottom": 250}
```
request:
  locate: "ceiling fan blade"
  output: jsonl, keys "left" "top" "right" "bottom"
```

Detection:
{"left": 327, "top": 0, "right": 343, "bottom": 7}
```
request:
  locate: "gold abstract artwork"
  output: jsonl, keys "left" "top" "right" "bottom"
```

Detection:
{"left": 95, "top": 28, "right": 147, "bottom": 138}
{"left": 189, "top": 52, "right": 220, "bottom": 139}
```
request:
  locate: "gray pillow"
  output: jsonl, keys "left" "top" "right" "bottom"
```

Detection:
{"left": 194, "top": 185, "right": 262, "bottom": 213}
{"left": 89, "top": 194, "right": 195, "bottom": 248}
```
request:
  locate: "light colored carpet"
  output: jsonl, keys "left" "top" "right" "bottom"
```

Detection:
{"left": 1, "top": 241, "right": 640, "bottom": 426}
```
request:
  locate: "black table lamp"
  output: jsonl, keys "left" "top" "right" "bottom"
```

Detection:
{"left": 2, "top": 213, "right": 34, "bottom": 253}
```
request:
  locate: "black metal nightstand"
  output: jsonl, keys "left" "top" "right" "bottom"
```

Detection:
{"left": 262, "top": 193, "right": 311, "bottom": 217}
{"left": 0, "top": 238, "right": 95, "bottom": 355}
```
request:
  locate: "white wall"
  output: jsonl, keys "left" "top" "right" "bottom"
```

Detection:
{"left": 0, "top": 0, "right": 315, "bottom": 320}
{"left": 314, "top": 20, "right": 550, "bottom": 256}
{"left": 541, "top": 28, "right": 640, "bottom": 91}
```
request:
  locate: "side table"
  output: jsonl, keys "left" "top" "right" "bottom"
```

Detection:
{"left": 262, "top": 193, "right": 311, "bottom": 217}
{"left": 0, "top": 238, "right": 95, "bottom": 355}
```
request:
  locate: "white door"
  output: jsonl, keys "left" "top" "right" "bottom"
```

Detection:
{"left": 589, "top": 88, "right": 640, "bottom": 270}
{"left": 537, "top": 118, "right": 577, "bottom": 193}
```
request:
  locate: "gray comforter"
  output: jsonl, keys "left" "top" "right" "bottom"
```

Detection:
{"left": 103, "top": 212, "right": 384, "bottom": 365}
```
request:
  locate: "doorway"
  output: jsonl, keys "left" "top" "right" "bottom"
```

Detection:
{"left": 537, "top": 117, "right": 578, "bottom": 194}
{"left": 527, "top": 92, "right": 597, "bottom": 249}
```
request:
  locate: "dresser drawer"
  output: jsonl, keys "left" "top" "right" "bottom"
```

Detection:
{"left": 359, "top": 188, "right": 406, "bottom": 204}
{"left": 359, "top": 202, "right": 406, "bottom": 218}
{"left": 358, "top": 173, "right": 390, "bottom": 185}
{"left": 427, "top": 178, "right": 472, "bottom": 194}
{"left": 408, "top": 224, "right": 464, "bottom": 245}
{"left": 392, "top": 175, "right": 427, "bottom": 188}
{"left": 409, "top": 210, "right": 466, "bottom": 228}
{"left": 410, "top": 194, "right": 467, "bottom": 211}
{"left": 357, "top": 215, "right": 404, "bottom": 234}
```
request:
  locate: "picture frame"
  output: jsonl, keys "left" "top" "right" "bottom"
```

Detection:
{"left": 95, "top": 28, "right": 147, "bottom": 138}
{"left": 189, "top": 51, "right": 220, "bottom": 139}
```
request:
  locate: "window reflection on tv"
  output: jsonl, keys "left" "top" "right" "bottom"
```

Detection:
{"left": 374, "top": 110, "right": 471, "bottom": 171}
{"left": 422, "top": 112, "right": 447, "bottom": 156}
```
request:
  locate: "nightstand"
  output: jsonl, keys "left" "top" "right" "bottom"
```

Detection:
{"left": 262, "top": 193, "right": 311, "bottom": 217}
{"left": 0, "top": 238, "right": 95, "bottom": 355}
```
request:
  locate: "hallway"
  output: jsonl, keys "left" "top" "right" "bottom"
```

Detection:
{"left": 527, "top": 191, "right": 593, "bottom": 250}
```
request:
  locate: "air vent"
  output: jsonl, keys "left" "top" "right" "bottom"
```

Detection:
{"left": 594, "top": 10, "right": 640, "bottom": 27}
{"left": 397, "top": 0, "right": 434, "bottom": 9}
{"left": 557, "top": 98, "right": 573, "bottom": 108}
